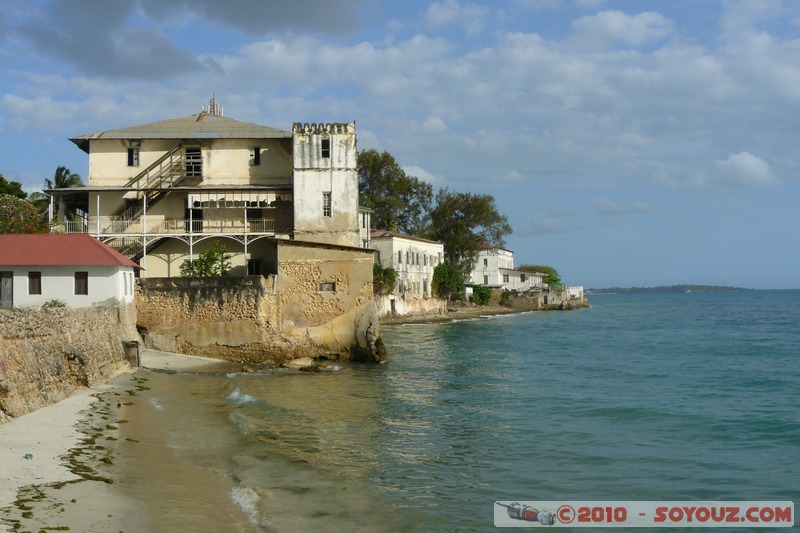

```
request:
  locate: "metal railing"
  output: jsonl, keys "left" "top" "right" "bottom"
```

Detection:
{"left": 53, "top": 215, "right": 293, "bottom": 236}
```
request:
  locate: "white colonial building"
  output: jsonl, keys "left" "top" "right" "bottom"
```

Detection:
{"left": 49, "top": 98, "right": 370, "bottom": 278}
{"left": 467, "top": 243, "right": 545, "bottom": 292}
{"left": 371, "top": 230, "right": 444, "bottom": 299}
{"left": 0, "top": 234, "right": 139, "bottom": 308}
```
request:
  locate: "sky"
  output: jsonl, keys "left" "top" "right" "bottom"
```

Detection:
{"left": 1, "top": 0, "right": 798, "bottom": 289}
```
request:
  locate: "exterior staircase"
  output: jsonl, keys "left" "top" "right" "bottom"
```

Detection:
{"left": 101, "top": 144, "right": 191, "bottom": 257}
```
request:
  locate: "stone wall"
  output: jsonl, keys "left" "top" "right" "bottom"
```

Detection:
{"left": 0, "top": 305, "right": 136, "bottom": 424}
{"left": 136, "top": 276, "right": 284, "bottom": 360}
{"left": 375, "top": 295, "right": 447, "bottom": 319}
{"left": 137, "top": 242, "right": 383, "bottom": 363}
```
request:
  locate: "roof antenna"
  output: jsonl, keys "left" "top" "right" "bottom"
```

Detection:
{"left": 202, "top": 94, "right": 223, "bottom": 116}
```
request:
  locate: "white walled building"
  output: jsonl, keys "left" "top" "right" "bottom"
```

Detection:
{"left": 0, "top": 234, "right": 139, "bottom": 308}
{"left": 467, "top": 243, "right": 545, "bottom": 292}
{"left": 371, "top": 230, "right": 444, "bottom": 299}
{"left": 48, "top": 99, "right": 369, "bottom": 278}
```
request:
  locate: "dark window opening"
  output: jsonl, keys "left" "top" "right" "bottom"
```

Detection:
{"left": 185, "top": 147, "right": 202, "bottom": 177}
{"left": 251, "top": 147, "right": 261, "bottom": 166}
{"left": 28, "top": 272, "right": 41, "bottom": 295}
{"left": 318, "top": 281, "right": 336, "bottom": 292}
{"left": 127, "top": 147, "right": 140, "bottom": 167}
{"left": 75, "top": 271, "right": 88, "bottom": 295}
{"left": 247, "top": 259, "right": 262, "bottom": 276}
{"left": 321, "top": 138, "right": 331, "bottom": 158}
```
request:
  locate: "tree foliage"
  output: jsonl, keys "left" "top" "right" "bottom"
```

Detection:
{"left": 46, "top": 166, "right": 84, "bottom": 190}
{"left": 471, "top": 285, "right": 493, "bottom": 305}
{"left": 0, "top": 194, "right": 49, "bottom": 233}
{"left": 180, "top": 240, "right": 232, "bottom": 277}
{"left": 0, "top": 175, "right": 27, "bottom": 199}
{"left": 30, "top": 166, "right": 85, "bottom": 216}
{"left": 357, "top": 149, "right": 433, "bottom": 235}
{"left": 518, "top": 264, "right": 561, "bottom": 287}
{"left": 427, "top": 188, "right": 512, "bottom": 276}
{"left": 372, "top": 263, "right": 398, "bottom": 295}
{"left": 432, "top": 262, "right": 464, "bottom": 301}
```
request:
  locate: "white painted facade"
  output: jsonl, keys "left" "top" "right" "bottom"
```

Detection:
{"left": 371, "top": 231, "right": 444, "bottom": 299}
{"left": 468, "top": 245, "right": 545, "bottom": 291}
{"left": 3, "top": 266, "right": 136, "bottom": 308}
{"left": 292, "top": 122, "right": 360, "bottom": 247}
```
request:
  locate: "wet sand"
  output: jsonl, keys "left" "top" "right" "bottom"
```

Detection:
{"left": 0, "top": 350, "right": 246, "bottom": 533}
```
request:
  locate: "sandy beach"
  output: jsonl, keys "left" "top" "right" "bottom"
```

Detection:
{"left": 0, "top": 349, "right": 239, "bottom": 533}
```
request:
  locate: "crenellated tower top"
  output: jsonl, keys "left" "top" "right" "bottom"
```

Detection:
{"left": 292, "top": 122, "right": 355, "bottom": 135}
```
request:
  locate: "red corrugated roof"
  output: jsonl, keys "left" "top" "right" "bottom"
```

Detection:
{"left": 0, "top": 234, "right": 140, "bottom": 268}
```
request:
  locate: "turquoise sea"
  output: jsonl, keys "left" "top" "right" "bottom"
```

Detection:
{"left": 113, "top": 291, "right": 799, "bottom": 531}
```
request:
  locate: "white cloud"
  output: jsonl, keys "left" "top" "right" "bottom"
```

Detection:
{"left": 423, "top": 0, "right": 489, "bottom": 36}
{"left": 403, "top": 165, "right": 442, "bottom": 186}
{"left": 594, "top": 198, "right": 652, "bottom": 215}
{"left": 571, "top": 10, "right": 674, "bottom": 48}
{"left": 715, "top": 151, "right": 779, "bottom": 188}
{"left": 422, "top": 116, "right": 448, "bottom": 133}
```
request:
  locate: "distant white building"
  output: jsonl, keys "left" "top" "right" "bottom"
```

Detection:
{"left": 0, "top": 234, "right": 139, "bottom": 308}
{"left": 467, "top": 243, "right": 544, "bottom": 292}
{"left": 371, "top": 230, "right": 444, "bottom": 299}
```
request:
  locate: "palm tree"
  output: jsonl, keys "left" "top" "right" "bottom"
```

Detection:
{"left": 29, "top": 166, "right": 86, "bottom": 222}
{"left": 46, "top": 166, "right": 84, "bottom": 190}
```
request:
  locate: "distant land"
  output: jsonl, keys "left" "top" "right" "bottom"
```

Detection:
{"left": 587, "top": 285, "right": 753, "bottom": 294}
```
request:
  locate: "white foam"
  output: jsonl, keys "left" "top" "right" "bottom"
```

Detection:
{"left": 230, "top": 485, "right": 270, "bottom": 528}
{"left": 226, "top": 388, "right": 258, "bottom": 405}
{"left": 149, "top": 397, "right": 165, "bottom": 411}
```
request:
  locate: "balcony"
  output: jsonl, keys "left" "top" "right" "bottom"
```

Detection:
{"left": 53, "top": 212, "right": 293, "bottom": 237}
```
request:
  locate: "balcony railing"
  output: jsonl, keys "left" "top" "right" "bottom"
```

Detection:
{"left": 53, "top": 215, "right": 293, "bottom": 236}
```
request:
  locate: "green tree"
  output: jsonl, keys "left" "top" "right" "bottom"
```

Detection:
{"left": 357, "top": 149, "right": 433, "bottom": 235}
{"left": 47, "top": 166, "right": 84, "bottom": 190}
{"left": 30, "top": 166, "right": 86, "bottom": 216}
{"left": 432, "top": 262, "right": 464, "bottom": 301}
{"left": 180, "top": 240, "right": 232, "bottom": 277}
{"left": 518, "top": 264, "right": 561, "bottom": 287}
{"left": 471, "top": 285, "right": 493, "bottom": 305}
{"left": 427, "top": 188, "right": 512, "bottom": 276}
{"left": 0, "top": 175, "right": 27, "bottom": 199}
{"left": 0, "top": 194, "right": 49, "bottom": 233}
{"left": 372, "top": 263, "right": 398, "bottom": 295}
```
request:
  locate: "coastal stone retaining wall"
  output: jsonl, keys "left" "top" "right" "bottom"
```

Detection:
{"left": 375, "top": 295, "right": 447, "bottom": 319}
{"left": 502, "top": 287, "right": 588, "bottom": 310}
{"left": 0, "top": 306, "right": 136, "bottom": 423}
{"left": 137, "top": 245, "right": 383, "bottom": 363}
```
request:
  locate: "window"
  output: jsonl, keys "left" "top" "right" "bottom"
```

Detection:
{"left": 75, "top": 271, "right": 89, "bottom": 295}
{"left": 483, "top": 275, "right": 488, "bottom": 285}
{"left": 323, "top": 192, "right": 332, "bottom": 217}
{"left": 247, "top": 259, "right": 262, "bottom": 276}
{"left": 398, "top": 251, "right": 402, "bottom": 264}
{"left": 318, "top": 281, "right": 336, "bottom": 292}
{"left": 321, "top": 138, "right": 331, "bottom": 158}
{"left": 185, "top": 147, "right": 202, "bottom": 176}
{"left": 416, "top": 253, "right": 420, "bottom": 265}
{"left": 483, "top": 258, "right": 488, "bottom": 267}
{"left": 503, "top": 274, "right": 509, "bottom": 283}
{"left": 28, "top": 272, "right": 41, "bottom": 295}
{"left": 250, "top": 147, "right": 261, "bottom": 166}
{"left": 521, "top": 274, "right": 527, "bottom": 283}
{"left": 127, "top": 147, "right": 140, "bottom": 167}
